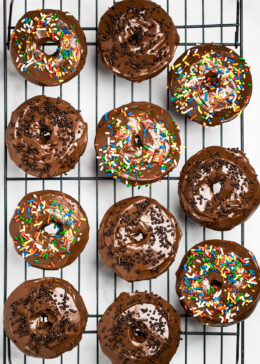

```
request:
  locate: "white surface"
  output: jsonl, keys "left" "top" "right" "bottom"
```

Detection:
{"left": 0, "top": 0, "right": 259, "bottom": 363}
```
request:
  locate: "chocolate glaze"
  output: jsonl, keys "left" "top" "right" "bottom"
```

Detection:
{"left": 10, "top": 9, "right": 87, "bottom": 86}
{"left": 176, "top": 240, "right": 260, "bottom": 326}
{"left": 178, "top": 146, "right": 260, "bottom": 230}
{"left": 98, "top": 196, "right": 182, "bottom": 281}
{"left": 4, "top": 277, "right": 88, "bottom": 358}
{"left": 98, "top": 292, "right": 181, "bottom": 363}
{"left": 9, "top": 190, "right": 89, "bottom": 270}
{"left": 168, "top": 44, "right": 252, "bottom": 126}
{"left": 98, "top": 0, "right": 179, "bottom": 82}
{"left": 6, "top": 95, "right": 88, "bottom": 178}
{"left": 95, "top": 102, "right": 181, "bottom": 187}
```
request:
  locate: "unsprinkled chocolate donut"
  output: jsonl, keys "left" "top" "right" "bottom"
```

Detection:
{"left": 98, "top": 0, "right": 179, "bottom": 82}
{"left": 98, "top": 292, "right": 181, "bottom": 363}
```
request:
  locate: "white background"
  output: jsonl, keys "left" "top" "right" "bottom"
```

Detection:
{"left": 0, "top": 0, "right": 259, "bottom": 363}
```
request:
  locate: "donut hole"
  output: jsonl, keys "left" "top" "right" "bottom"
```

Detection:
{"left": 205, "top": 71, "right": 219, "bottom": 87}
{"left": 38, "top": 312, "right": 53, "bottom": 331}
{"left": 133, "top": 232, "right": 145, "bottom": 242}
{"left": 39, "top": 39, "right": 60, "bottom": 57}
{"left": 134, "top": 135, "right": 143, "bottom": 149}
{"left": 39, "top": 125, "right": 52, "bottom": 144}
{"left": 129, "top": 321, "right": 148, "bottom": 344}
{"left": 129, "top": 29, "right": 143, "bottom": 45}
{"left": 210, "top": 279, "right": 222, "bottom": 288}
{"left": 212, "top": 182, "right": 222, "bottom": 195}
{"left": 44, "top": 222, "right": 60, "bottom": 236}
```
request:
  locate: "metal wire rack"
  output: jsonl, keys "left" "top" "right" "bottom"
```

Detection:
{"left": 3, "top": 0, "right": 246, "bottom": 363}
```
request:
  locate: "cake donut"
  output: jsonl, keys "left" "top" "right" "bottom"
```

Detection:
{"left": 97, "top": 0, "right": 179, "bottom": 82}
{"left": 168, "top": 44, "right": 252, "bottom": 126}
{"left": 10, "top": 9, "right": 87, "bottom": 86}
{"left": 98, "top": 292, "right": 181, "bottom": 363}
{"left": 6, "top": 95, "right": 88, "bottom": 178}
{"left": 9, "top": 190, "right": 89, "bottom": 269}
{"left": 178, "top": 146, "right": 260, "bottom": 231}
{"left": 95, "top": 102, "right": 181, "bottom": 187}
{"left": 176, "top": 240, "right": 260, "bottom": 326}
{"left": 98, "top": 196, "right": 182, "bottom": 281}
{"left": 4, "top": 277, "right": 88, "bottom": 358}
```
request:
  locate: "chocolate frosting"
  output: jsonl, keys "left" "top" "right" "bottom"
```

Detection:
{"left": 176, "top": 240, "right": 260, "bottom": 326}
{"left": 4, "top": 277, "right": 88, "bottom": 358}
{"left": 168, "top": 44, "right": 252, "bottom": 126}
{"left": 98, "top": 0, "right": 179, "bottom": 82}
{"left": 10, "top": 9, "right": 87, "bottom": 86}
{"left": 98, "top": 196, "right": 182, "bottom": 281}
{"left": 178, "top": 146, "right": 260, "bottom": 230}
{"left": 95, "top": 102, "right": 181, "bottom": 187}
{"left": 6, "top": 95, "right": 88, "bottom": 178}
{"left": 9, "top": 190, "right": 89, "bottom": 270}
{"left": 98, "top": 292, "right": 181, "bottom": 364}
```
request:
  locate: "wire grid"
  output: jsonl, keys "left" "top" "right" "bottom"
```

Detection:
{"left": 2, "top": 0, "right": 245, "bottom": 363}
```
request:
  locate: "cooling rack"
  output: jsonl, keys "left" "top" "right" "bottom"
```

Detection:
{"left": 2, "top": 0, "right": 247, "bottom": 363}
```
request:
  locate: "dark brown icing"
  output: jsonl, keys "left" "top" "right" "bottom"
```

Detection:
{"left": 178, "top": 146, "right": 260, "bottom": 230}
{"left": 95, "top": 102, "right": 181, "bottom": 187}
{"left": 4, "top": 277, "right": 88, "bottom": 358}
{"left": 176, "top": 240, "right": 260, "bottom": 326}
{"left": 9, "top": 190, "right": 89, "bottom": 270}
{"left": 6, "top": 95, "right": 88, "bottom": 178}
{"left": 10, "top": 9, "right": 87, "bottom": 86}
{"left": 168, "top": 44, "right": 252, "bottom": 126}
{"left": 98, "top": 292, "right": 181, "bottom": 363}
{"left": 97, "top": 0, "right": 179, "bottom": 82}
{"left": 98, "top": 196, "right": 182, "bottom": 281}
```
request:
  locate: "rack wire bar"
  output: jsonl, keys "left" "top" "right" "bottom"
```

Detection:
{"left": 2, "top": 0, "right": 245, "bottom": 363}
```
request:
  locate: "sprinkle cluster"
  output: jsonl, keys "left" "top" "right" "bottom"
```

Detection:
{"left": 11, "top": 11, "right": 81, "bottom": 83}
{"left": 170, "top": 47, "right": 252, "bottom": 125}
{"left": 13, "top": 193, "right": 86, "bottom": 268}
{"left": 178, "top": 244, "right": 258, "bottom": 324}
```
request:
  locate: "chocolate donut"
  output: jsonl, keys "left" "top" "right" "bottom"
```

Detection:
{"left": 176, "top": 240, "right": 260, "bottom": 326}
{"left": 95, "top": 102, "right": 181, "bottom": 187}
{"left": 97, "top": 0, "right": 179, "bottom": 82}
{"left": 178, "top": 146, "right": 260, "bottom": 231}
{"left": 4, "top": 277, "right": 88, "bottom": 358}
{"left": 98, "top": 196, "right": 182, "bottom": 281}
{"left": 6, "top": 95, "right": 88, "bottom": 178}
{"left": 98, "top": 292, "right": 181, "bottom": 363}
{"left": 9, "top": 190, "right": 89, "bottom": 269}
{"left": 168, "top": 44, "right": 252, "bottom": 126}
{"left": 10, "top": 9, "right": 87, "bottom": 86}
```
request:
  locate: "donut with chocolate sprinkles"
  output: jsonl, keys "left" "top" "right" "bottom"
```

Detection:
{"left": 98, "top": 291, "right": 181, "bottom": 363}
{"left": 176, "top": 240, "right": 260, "bottom": 326}
{"left": 4, "top": 277, "right": 88, "bottom": 358}
{"left": 178, "top": 146, "right": 260, "bottom": 231}
{"left": 98, "top": 196, "right": 182, "bottom": 281}
{"left": 95, "top": 101, "right": 182, "bottom": 187}
{"left": 97, "top": 0, "right": 179, "bottom": 82}
{"left": 6, "top": 95, "right": 88, "bottom": 178}
{"left": 168, "top": 44, "right": 252, "bottom": 126}
{"left": 9, "top": 190, "right": 89, "bottom": 270}
{"left": 10, "top": 9, "right": 87, "bottom": 86}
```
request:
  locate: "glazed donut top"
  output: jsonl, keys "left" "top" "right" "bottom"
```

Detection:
{"left": 178, "top": 146, "right": 260, "bottom": 231}
{"left": 168, "top": 44, "right": 252, "bottom": 126}
{"left": 98, "top": 0, "right": 179, "bottom": 82}
{"left": 98, "top": 292, "right": 181, "bottom": 364}
{"left": 98, "top": 196, "right": 182, "bottom": 281}
{"left": 95, "top": 102, "right": 182, "bottom": 187}
{"left": 6, "top": 95, "right": 88, "bottom": 178}
{"left": 10, "top": 9, "right": 87, "bottom": 86}
{"left": 9, "top": 190, "right": 89, "bottom": 270}
{"left": 176, "top": 240, "right": 260, "bottom": 326}
{"left": 4, "top": 277, "right": 88, "bottom": 358}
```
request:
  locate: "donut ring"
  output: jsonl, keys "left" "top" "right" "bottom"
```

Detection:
{"left": 98, "top": 196, "right": 182, "bottom": 281}
{"left": 178, "top": 146, "right": 260, "bottom": 230}
{"left": 9, "top": 190, "right": 89, "bottom": 270}
{"left": 176, "top": 240, "right": 260, "bottom": 326}
{"left": 4, "top": 277, "right": 88, "bottom": 358}
{"left": 10, "top": 9, "right": 87, "bottom": 86}
{"left": 6, "top": 95, "right": 88, "bottom": 178}
{"left": 95, "top": 102, "right": 182, "bottom": 187}
{"left": 98, "top": 292, "right": 181, "bottom": 363}
{"left": 168, "top": 44, "right": 252, "bottom": 126}
{"left": 98, "top": 0, "right": 179, "bottom": 82}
